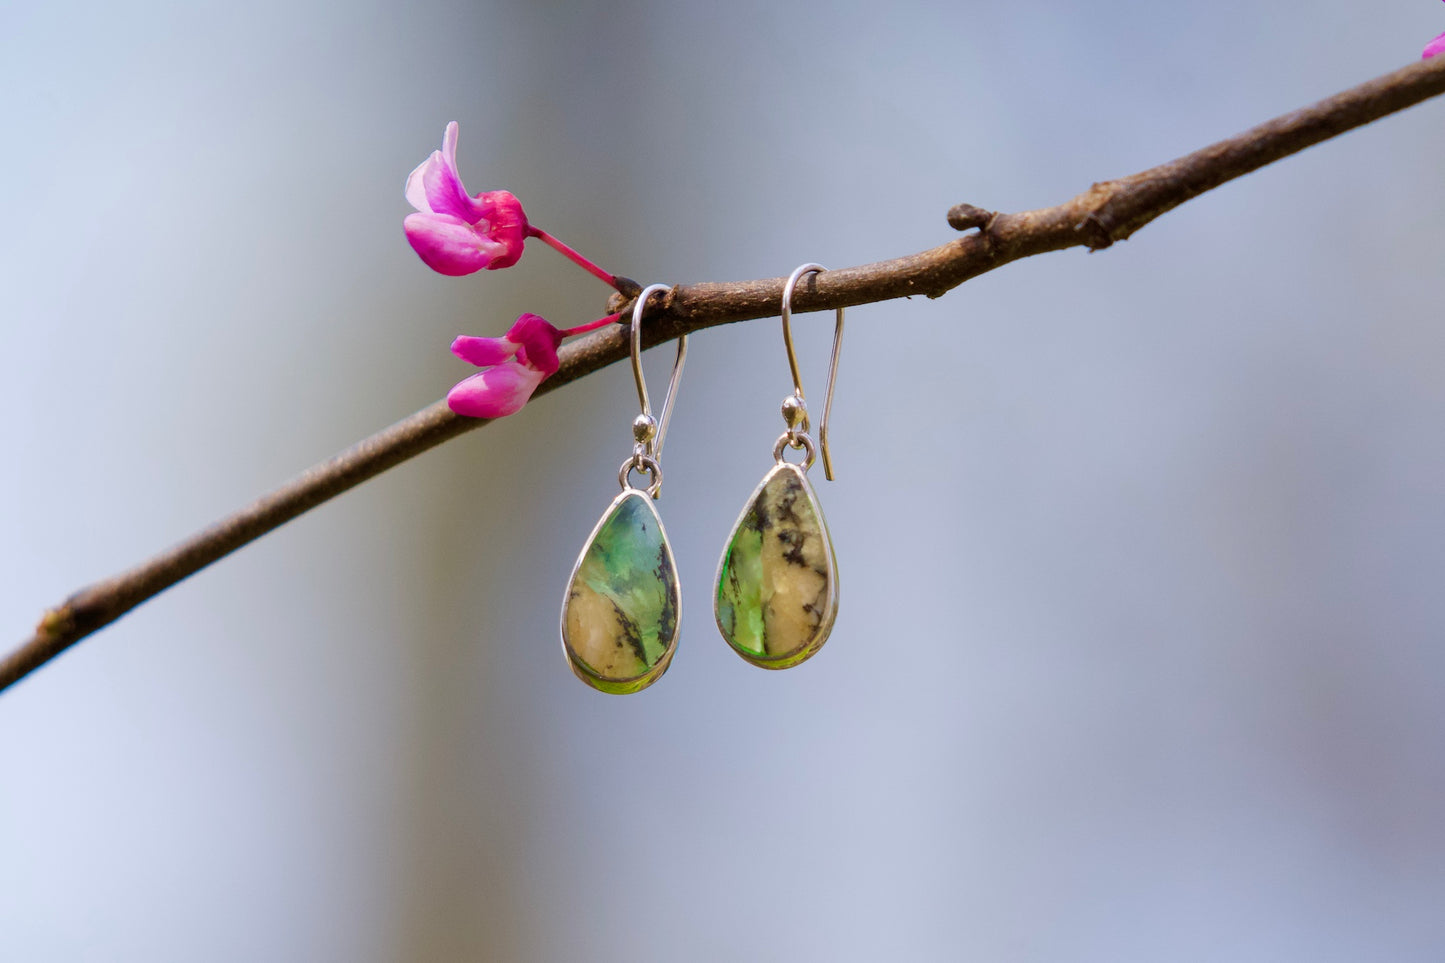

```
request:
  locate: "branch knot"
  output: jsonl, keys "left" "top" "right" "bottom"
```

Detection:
{"left": 947, "top": 203, "right": 996, "bottom": 232}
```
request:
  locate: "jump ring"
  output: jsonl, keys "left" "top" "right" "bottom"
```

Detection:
{"left": 773, "top": 431, "right": 817, "bottom": 471}
{"left": 619, "top": 453, "right": 664, "bottom": 496}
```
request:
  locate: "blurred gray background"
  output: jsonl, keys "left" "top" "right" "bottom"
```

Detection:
{"left": 3, "top": 2, "right": 1444, "bottom": 960}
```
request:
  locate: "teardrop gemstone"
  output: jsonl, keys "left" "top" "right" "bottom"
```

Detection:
{"left": 715, "top": 462, "right": 838, "bottom": 669}
{"left": 562, "top": 490, "right": 681, "bottom": 694}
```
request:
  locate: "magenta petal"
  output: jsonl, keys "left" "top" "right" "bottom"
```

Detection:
{"left": 420, "top": 123, "right": 488, "bottom": 221}
{"left": 1426, "top": 30, "right": 1445, "bottom": 59}
{"left": 441, "top": 121, "right": 461, "bottom": 172}
{"left": 422, "top": 151, "right": 485, "bottom": 222}
{"left": 406, "top": 124, "right": 487, "bottom": 221}
{"left": 504, "top": 313, "right": 564, "bottom": 375}
{"left": 404, "top": 153, "right": 437, "bottom": 212}
{"left": 404, "top": 212, "right": 506, "bottom": 276}
{"left": 451, "top": 335, "right": 518, "bottom": 366}
{"left": 446, "top": 363, "right": 546, "bottom": 418}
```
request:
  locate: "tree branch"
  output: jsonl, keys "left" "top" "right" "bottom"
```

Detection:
{"left": 6, "top": 57, "right": 1444, "bottom": 694}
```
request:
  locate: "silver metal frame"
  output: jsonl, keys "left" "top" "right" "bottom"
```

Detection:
{"left": 712, "top": 460, "right": 839, "bottom": 671}
{"left": 560, "top": 488, "right": 682, "bottom": 695}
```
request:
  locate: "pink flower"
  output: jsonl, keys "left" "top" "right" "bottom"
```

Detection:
{"left": 446, "top": 314, "right": 564, "bottom": 418}
{"left": 405, "top": 122, "right": 529, "bottom": 276}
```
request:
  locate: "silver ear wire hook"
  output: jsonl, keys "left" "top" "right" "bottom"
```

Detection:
{"left": 780, "top": 263, "right": 844, "bottom": 480}
{"left": 630, "top": 283, "right": 687, "bottom": 462}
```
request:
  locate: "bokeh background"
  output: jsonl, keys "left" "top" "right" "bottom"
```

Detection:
{"left": 3, "top": 2, "right": 1444, "bottom": 960}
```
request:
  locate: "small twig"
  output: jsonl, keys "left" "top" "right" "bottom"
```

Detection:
{"left": 5, "top": 56, "right": 1444, "bottom": 694}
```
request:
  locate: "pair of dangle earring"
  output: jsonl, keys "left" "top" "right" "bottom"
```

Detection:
{"left": 560, "top": 266, "right": 843, "bottom": 693}
{"left": 560, "top": 284, "right": 687, "bottom": 694}
{"left": 715, "top": 263, "right": 843, "bottom": 669}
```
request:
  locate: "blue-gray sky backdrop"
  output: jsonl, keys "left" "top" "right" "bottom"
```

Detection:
{"left": 3, "top": 2, "right": 1444, "bottom": 960}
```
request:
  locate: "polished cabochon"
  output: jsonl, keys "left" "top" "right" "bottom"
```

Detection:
{"left": 715, "top": 461, "right": 839, "bottom": 669}
{"left": 561, "top": 489, "right": 681, "bottom": 694}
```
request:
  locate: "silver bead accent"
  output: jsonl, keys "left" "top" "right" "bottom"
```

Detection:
{"left": 632, "top": 413, "right": 658, "bottom": 444}
{"left": 781, "top": 394, "right": 809, "bottom": 430}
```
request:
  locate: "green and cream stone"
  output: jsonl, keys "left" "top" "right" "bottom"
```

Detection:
{"left": 715, "top": 462, "right": 838, "bottom": 669}
{"left": 562, "top": 490, "right": 680, "bottom": 694}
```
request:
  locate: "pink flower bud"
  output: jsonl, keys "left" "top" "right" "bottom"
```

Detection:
{"left": 446, "top": 314, "right": 565, "bottom": 418}
{"left": 404, "top": 122, "right": 529, "bottom": 276}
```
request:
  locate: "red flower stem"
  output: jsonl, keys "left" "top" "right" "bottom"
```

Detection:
{"left": 559, "top": 313, "right": 624, "bottom": 337}
{"left": 526, "top": 225, "right": 620, "bottom": 289}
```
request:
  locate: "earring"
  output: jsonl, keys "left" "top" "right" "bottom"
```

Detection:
{"left": 560, "top": 284, "right": 687, "bottom": 694}
{"left": 714, "top": 263, "right": 843, "bottom": 669}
